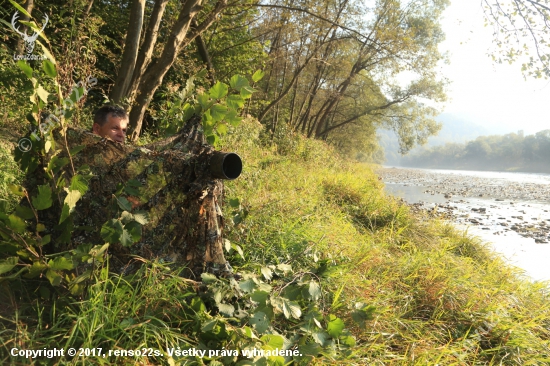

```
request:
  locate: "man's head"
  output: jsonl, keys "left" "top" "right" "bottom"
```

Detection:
{"left": 92, "top": 105, "right": 128, "bottom": 143}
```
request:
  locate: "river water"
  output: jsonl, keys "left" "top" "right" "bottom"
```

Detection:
{"left": 377, "top": 167, "right": 550, "bottom": 282}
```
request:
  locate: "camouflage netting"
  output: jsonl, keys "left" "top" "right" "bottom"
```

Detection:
{"left": 23, "top": 116, "right": 233, "bottom": 279}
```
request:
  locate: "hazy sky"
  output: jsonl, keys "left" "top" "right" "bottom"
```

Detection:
{"left": 438, "top": 0, "right": 550, "bottom": 135}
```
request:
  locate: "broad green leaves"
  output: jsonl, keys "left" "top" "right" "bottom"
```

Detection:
{"left": 17, "top": 60, "right": 33, "bottom": 79}
{"left": 230, "top": 75, "right": 249, "bottom": 91}
{"left": 0, "top": 257, "right": 18, "bottom": 275}
{"left": 210, "top": 81, "right": 229, "bottom": 99}
{"left": 326, "top": 315, "right": 345, "bottom": 338}
{"left": 100, "top": 219, "right": 123, "bottom": 244}
{"left": 252, "top": 70, "right": 265, "bottom": 83}
{"left": 42, "top": 59, "right": 57, "bottom": 78}
{"left": 32, "top": 185, "right": 52, "bottom": 210}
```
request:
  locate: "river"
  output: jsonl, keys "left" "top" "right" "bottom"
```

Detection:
{"left": 377, "top": 167, "right": 550, "bottom": 282}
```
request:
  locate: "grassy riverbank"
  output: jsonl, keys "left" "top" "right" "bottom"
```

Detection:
{"left": 2, "top": 120, "right": 550, "bottom": 364}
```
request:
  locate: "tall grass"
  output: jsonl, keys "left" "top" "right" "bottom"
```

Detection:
{"left": 1, "top": 118, "right": 550, "bottom": 364}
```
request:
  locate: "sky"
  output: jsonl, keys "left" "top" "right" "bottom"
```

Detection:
{"left": 437, "top": 0, "right": 550, "bottom": 135}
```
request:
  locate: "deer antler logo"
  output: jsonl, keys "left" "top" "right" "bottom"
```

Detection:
{"left": 11, "top": 11, "right": 48, "bottom": 55}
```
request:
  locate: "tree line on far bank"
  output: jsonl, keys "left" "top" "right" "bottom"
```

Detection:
{"left": 400, "top": 130, "right": 550, "bottom": 172}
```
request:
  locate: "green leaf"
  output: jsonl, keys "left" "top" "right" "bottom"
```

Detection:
{"left": 239, "top": 278, "right": 257, "bottom": 293}
{"left": 116, "top": 197, "right": 132, "bottom": 211}
{"left": 201, "top": 272, "right": 218, "bottom": 284}
{"left": 216, "top": 123, "right": 228, "bottom": 136}
{"left": 48, "top": 256, "right": 74, "bottom": 271}
{"left": 261, "top": 266, "right": 273, "bottom": 281}
{"left": 8, "top": 185, "right": 25, "bottom": 197}
{"left": 120, "top": 211, "right": 134, "bottom": 224}
{"left": 209, "top": 81, "right": 228, "bottom": 99}
{"left": 42, "top": 59, "right": 57, "bottom": 78}
{"left": 227, "top": 95, "right": 245, "bottom": 109}
{"left": 9, "top": 0, "right": 32, "bottom": 17}
{"left": 230, "top": 75, "right": 249, "bottom": 91}
{"left": 59, "top": 189, "right": 82, "bottom": 224}
{"left": 197, "top": 93, "right": 210, "bottom": 109}
{"left": 207, "top": 134, "right": 219, "bottom": 146}
{"left": 251, "top": 290, "right": 269, "bottom": 305}
{"left": 261, "top": 334, "right": 284, "bottom": 350}
{"left": 47, "top": 156, "right": 69, "bottom": 174}
{"left": 119, "top": 227, "right": 134, "bottom": 247}
{"left": 351, "top": 303, "right": 376, "bottom": 328}
{"left": 326, "top": 315, "right": 345, "bottom": 338}
{"left": 36, "top": 85, "right": 49, "bottom": 103}
{"left": 224, "top": 239, "right": 231, "bottom": 252}
{"left": 217, "top": 303, "right": 235, "bottom": 317}
{"left": 201, "top": 319, "right": 220, "bottom": 332}
{"left": 132, "top": 211, "right": 149, "bottom": 225}
{"left": 210, "top": 104, "right": 227, "bottom": 122}
{"left": 203, "top": 109, "right": 214, "bottom": 126}
{"left": 40, "top": 234, "right": 51, "bottom": 245}
{"left": 15, "top": 205, "right": 34, "bottom": 220}
{"left": 32, "top": 185, "right": 52, "bottom": 210}
{"left": 46, "top": 269, "right": 62, "bottom": 286}
{"left": 70, "top": 87, "right": 84, "bottom": 103}
{"left": 225, "top": 110, "right": 242, "bottom": 127}
{"left": 232, "top": 243, "right": 244, "bottom": 259}
{"left": 240, "top": 86, "right": 256, "bottom": 99}
{"left": 312, "top": 331, "right": 329, "bottom": 346}
{"left": 229, "top": 198, "right": 240, "bottom": 208}
{"left": 17, "top": 60, "right": 33, "bottom": 79}
{"left": 282, "top": 284, "right": 301, "bottom": 301}
{"left": 24, "top": 261, "right": 48, "bottom": 278}
{"left": 0, "top": 257, "right": 18, "bottom": 275}
{"left": 250, "top": 311, "right": 269, "bottom": 333}
{"left": 252, "top": 70, "right": 265, "bottom": 83}
{"left": 299, "top": 343, "right": 321, "bottom": 356}
{"left": 124, "top": 221, "right": 142, "bottom": 242}
{"left": 276, "top": 263, "right": 292, "bottom": 273}
{"left": 89, "top": 243, "right": 109, "bottom": 259}
{"left": 70, "top": 175, "right": 89, "bottom": 195}
{"left": 182, "top": 103, "right": 195, "bottom": 121}
{"left": 272, "top": 297, "right": 301, "bottom": 319}
{"left": 308, "top": 281, "right": 322, "bottom": 301}
{"left": 8, "top": 214, "right": 26, "bottom": 233}
{"left": 59, "top": 205, "right": 70, "bottom": 224}
{"left": 100, "top": 219, "right": 123, "bottom": 244}
{"left": 38, "top": 41, "right": 56, "bottom": 64}
{"left": 340, "top": 332, "right": 356, "bottom": 347}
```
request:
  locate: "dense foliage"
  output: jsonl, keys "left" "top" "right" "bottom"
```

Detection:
{"left": 400, "top": 130, "right": 550, "bottom": 172}
{"left": 0, "top": 0, "right": 450, "bottom": 158}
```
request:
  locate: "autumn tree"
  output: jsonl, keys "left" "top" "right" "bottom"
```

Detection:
{"left": 250, "top": 0, "right": 448, "bottom": 154}
{"left": 482, "top": 0, "right": 550, "bottom": 78}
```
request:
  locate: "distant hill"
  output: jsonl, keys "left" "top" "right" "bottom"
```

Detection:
{"left": 379, "top": 113, "right": 513, "bottom": 165}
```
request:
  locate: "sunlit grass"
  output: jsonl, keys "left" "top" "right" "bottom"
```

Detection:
{"left": 1, "top": 119, "right": 550, "bottom": 364}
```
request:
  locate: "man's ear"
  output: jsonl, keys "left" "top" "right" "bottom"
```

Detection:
{"left": 92, "top": 123, "right": 101, "bottom": 135}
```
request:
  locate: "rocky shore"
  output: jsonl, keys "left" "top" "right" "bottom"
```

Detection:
{"left": 377, "top": 167, "right": 550, "bottom": 244}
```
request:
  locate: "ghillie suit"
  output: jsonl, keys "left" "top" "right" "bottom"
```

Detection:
{"left": 21, "top": 116, "right": 241, "bottom": 279}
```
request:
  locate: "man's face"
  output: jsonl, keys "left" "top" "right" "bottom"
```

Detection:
{"left": 93, "top": 114, "right": 128, "bottom": 143}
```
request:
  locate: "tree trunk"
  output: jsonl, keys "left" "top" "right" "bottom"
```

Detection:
{"left": 129, "top": 0, "right": 228, "bottom": 141}
{"left": 111, "top": 0, "right": 147, "bottom": 104}
{"left": 126, "top": 0, "right": 170, "bottom": 104}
